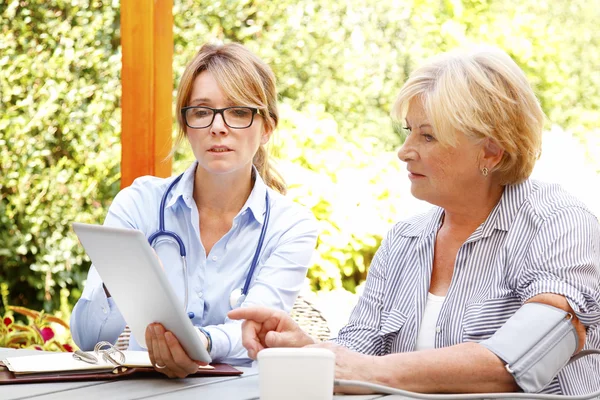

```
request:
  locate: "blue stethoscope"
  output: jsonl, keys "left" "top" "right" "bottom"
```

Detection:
{"left": 147, "top": 173, "right": 271, "bottom": 319}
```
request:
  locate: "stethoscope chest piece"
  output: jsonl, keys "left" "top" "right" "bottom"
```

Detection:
{"left": 229, "top": 288, "right": 246, "bottom": 309}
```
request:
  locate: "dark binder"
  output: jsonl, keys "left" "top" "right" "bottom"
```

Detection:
{"left": 0, "top": 362, "right": 242, "bottom": 385}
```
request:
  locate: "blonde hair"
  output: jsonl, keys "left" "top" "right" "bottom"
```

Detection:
{"left": 175, "top": 42, "right": 286, "bottom": 194}
{"left": 392, "top": 46, "right": 544, "bottom": 185}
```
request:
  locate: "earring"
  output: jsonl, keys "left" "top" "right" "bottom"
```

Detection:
{"left": 481, "top": 167, "right": 489, "bottom": 177}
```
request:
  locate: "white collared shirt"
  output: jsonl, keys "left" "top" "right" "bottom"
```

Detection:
{"left": 71, "top": 163, "right": 318, "bottom": 364}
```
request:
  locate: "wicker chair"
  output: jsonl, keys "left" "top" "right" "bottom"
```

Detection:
{"left": 115, "top": 326, "right": 131, "bottom": 351}
{"left": 289, "top": 295, "right": 331, "bottom": 342}
{"left": 114, "top": 295, "right": 331, "bottom": 351}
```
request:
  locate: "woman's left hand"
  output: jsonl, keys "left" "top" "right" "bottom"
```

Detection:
{"left": 145, "top": 323, "right": 207, "bottom": 378}
{"left": 306, "top": 342, "right": 382, "bottom": 394}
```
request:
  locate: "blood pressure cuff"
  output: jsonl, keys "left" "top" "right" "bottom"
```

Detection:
{"left": 480, "top": 302, "right": 578, "bottom": 393}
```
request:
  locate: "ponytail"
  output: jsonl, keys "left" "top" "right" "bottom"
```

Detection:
{"left": 253, "top": 145, "right": 286, "bottom": 195}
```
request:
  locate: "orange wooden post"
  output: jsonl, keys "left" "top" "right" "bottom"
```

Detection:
{"left": 120, "top": 0, "right": 173, "bottom": 188}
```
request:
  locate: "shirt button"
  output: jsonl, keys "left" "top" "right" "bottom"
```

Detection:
{"left": 435, "top": 326, "right": 441, "bottom": 333}
{"left": 197, "top": 292, "right": 203, "bottom": 298}
{"left": 211, "top": 255, "right": 218, "bottom": 261}
{"left": 102, "top": 307, "right": 108, "bottom": 314}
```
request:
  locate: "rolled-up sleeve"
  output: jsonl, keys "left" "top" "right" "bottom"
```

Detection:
{"left": 332, "top": 232, "right": 389, "bottom": 355}
{"left": 70, "top": 266, "right": 126, "bottom": 350}
{"left": 517, "top": 206, "right": 600, "bottom": 326}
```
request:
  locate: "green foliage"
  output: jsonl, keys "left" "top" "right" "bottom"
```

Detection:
{"left": 175, "top": 0, "right": 600, "bottom": 147}
{"left": 274, "top": 104, "right": 404, "bottom": 291}
{"left": 1, "top": 0, "right": 598, "bottom": 311}
{"left": 173, "top": 0, "right": 600, "bottom": 291}
{"left": 0, "top": 0, "right": 121, "bottom": 311}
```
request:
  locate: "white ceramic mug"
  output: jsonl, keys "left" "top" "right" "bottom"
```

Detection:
{"left": 258, "top": 347, "right": 335, "bottom": 400}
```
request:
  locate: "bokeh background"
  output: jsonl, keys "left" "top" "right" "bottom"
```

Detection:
{"left": 1, "top": 0, "right": 599, "bottom": 344}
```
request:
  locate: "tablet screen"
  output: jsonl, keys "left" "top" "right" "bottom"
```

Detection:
{"left": 73, "top": 222, "right": 211, "bottom": 363}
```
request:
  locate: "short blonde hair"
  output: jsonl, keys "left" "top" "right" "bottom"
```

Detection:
{"left": 175, "top": 42, "right": 286, "bottom": 194}
{"left": 392, "top": 46, "right": 544, "bottom": 185}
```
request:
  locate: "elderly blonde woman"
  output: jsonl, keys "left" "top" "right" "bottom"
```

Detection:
{"left": 229, "top": 46, "right": 600, "bottom": 395}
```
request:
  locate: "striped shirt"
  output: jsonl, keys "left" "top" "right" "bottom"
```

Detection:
{"left": 333, "top": 179, "right": 600, "bottom": 395}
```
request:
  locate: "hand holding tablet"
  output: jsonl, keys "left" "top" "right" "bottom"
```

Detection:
{"left": 72, "top": 222, "right": 212, "bottom": 364}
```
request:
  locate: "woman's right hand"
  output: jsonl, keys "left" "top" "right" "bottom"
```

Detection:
{"left": 228, "top": 306, "right": 316, "bottom": 359}
{"left": 145, "top": 323, "right": 207, "bottom": 378}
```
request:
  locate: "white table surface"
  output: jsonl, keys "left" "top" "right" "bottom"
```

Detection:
{"left": 0, "top": 348, "right": 412, "bottom": 400}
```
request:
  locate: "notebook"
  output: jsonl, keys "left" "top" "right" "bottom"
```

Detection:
{"left": 3, "top": 350, "right": 158, "bottom": 375}
{"left": 0, "top": 345, "right": 242, "bottom": 385}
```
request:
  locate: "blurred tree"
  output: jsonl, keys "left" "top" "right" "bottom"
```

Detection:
{"left": 1, "top": 0, "right": 598, "bottom": 310}
{"left": 173, "top": 0, "right": 600, "bottom": 290}
{"left": 0, "top": 0, "right": 121, "bottom": 311}
{"left": 175, "top": 0, "right": 600, "bottom": 147}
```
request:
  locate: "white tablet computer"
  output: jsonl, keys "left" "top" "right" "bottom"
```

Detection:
{"left": 72, "top": 222, "right": 211, "bottom": 363}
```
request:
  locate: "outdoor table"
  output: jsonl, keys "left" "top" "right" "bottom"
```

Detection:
{"left": 0, "top": 348, "right": 412, "bottom": 400}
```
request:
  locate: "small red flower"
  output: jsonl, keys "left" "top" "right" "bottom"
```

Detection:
{"left": 3, "top": 317, "right": 12, "bottom": 327}
{"left": 63, "top": 344, "right": 74, "bottom": 352}
{"left": 40, "top": 327, "right": 55, "bottom": 342}
{"left": 33, "top": 345, "right": 43, "bottom": 351}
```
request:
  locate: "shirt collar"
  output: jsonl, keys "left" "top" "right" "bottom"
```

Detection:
{"left": 242, "top": 166, "right": 269, "bottom": 225}
{"left": 164, "top": 163, "right": 269, "bottom": 225}
{"left": 399, "top": 179, "right": 533, "bottom": 239}
{"left": 400, "top": 207, "right": 444, "bottom": 238}
{"left": 485, "top": 179, "right": 532, "bottom": 233}
{"left": 165, "top": 162, "right": 197, "bottom": 210}
{"left": 463, "top": 179, "right": 531, "bottom": 242}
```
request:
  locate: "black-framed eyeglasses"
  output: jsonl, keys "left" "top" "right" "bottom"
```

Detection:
{"left": 181, "top": 106, "right": 260, "bottom": 129}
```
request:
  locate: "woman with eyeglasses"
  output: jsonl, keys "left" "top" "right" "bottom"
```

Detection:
{"left": 71, "top": 43, "right": 318, "bottom": 378}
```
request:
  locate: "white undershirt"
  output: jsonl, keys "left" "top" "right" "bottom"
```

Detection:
{"left": 415, "top": 292, "right": 446, "bottom": 351}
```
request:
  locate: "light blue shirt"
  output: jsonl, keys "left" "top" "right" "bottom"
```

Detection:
{"left": 71, "top": 163, "right": 318, "bottom": 365}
